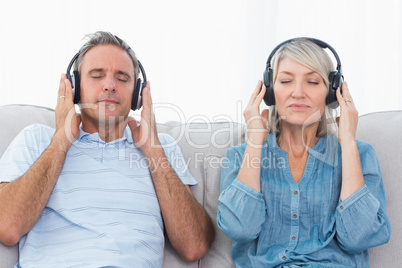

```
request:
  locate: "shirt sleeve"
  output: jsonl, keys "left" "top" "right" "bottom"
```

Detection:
{"left": 158, "top": 133, "right": 197, "bottom": 186}
{"left": 217, "top": 146, "right": 266, "bottom": 242}
{"left": 335, "top": 142, "right": 391, "bottom": 253}
{"left": 0, "top": 124, "right": 53, "bottom": 183}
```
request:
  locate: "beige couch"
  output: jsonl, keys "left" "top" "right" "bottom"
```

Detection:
{"left": 0, "top": 104, "right": 401, "bottom": 267}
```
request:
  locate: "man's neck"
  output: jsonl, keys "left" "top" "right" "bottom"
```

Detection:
{"left": 81, "top": 118, "right": 128, "bottom": 143}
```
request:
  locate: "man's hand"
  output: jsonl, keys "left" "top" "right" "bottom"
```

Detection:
{"left": 128, "top": 82, "right": 160, "bottom": 156}
{"left": 54, "top": 74, "right": 81, "bottom": 152}
{"left": 128, "top": 81, "right": 214, "bottom": 260}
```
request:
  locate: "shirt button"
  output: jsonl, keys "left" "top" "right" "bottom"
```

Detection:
{"left": 294, "top": 191, "right": 298, "bottom": 195}
{"left": 282, "top": 256, "right": 287, "bottom": 261}
{"left": 292, "top": 236, "right": 296, "bottom": 240}
{"left": 340, "top": 205, "right": 344, "bottom": 210}
{"left": 293, "top": 214, "right": 297, "bottom": 218}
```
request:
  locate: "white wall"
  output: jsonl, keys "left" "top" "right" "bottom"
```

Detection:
{"left": 1, "top": 0, "right": 401, "bottom": 123}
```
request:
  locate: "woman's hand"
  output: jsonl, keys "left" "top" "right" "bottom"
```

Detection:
{"left": 243, "top": 81, "right": 269, "bottom": 147}
{"left": 336, "top": 82, "right": 365, "bottom": 201}
{"left": 336, "top": 82, "right": 358, "bottom": 146}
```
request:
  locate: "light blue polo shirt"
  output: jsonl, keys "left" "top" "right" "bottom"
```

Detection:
{"left": 0, "top": 124, "right": 197, "bottom": 268}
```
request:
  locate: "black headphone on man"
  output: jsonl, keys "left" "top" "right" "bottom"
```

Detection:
{"left": 263, "top": 37, "right": 343, "bottom": 109}
{"left": 66, "top": 37, "right": 147, "bottom": 111}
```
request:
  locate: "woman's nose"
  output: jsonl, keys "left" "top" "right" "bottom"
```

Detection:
{"left": 291, "top": 81, "right": 306, "bottom": 98}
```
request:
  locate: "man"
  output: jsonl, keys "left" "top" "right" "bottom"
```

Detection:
{"left": 0, "top": 31, "right": 214, "bottom": 267}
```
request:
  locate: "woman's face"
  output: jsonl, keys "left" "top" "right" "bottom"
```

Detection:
{"left": 273, "top": 57, "right": 328, "bottom": 128}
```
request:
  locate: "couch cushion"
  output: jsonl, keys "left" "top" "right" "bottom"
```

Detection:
{"left": 356, "top": 110, "right": 402, "bottom": 267}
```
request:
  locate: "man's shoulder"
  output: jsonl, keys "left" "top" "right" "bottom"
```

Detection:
{"left": 22, "top": 123, "right": 55, "bottom": 134}
{"left": 14, "top": 124, "right": 55, "bottom": 144}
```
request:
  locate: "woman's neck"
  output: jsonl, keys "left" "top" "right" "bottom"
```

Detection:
{"left": 277, "top": 123, "right": 319, "bottom": 158}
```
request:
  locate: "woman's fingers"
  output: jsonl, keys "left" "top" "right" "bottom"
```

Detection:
{"left": 248, "top": 80, "right": 264, "bottom": 106}
{"left": 337, "top": 82, "right": 355, "bottom": 108}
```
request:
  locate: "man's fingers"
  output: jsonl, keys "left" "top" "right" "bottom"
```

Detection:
{"left": 127, "top": 117, "right": 139, "bottom": 131}
{"left": 58, "top": 74, "right": 67, "bottom": 101}
{"left": 141, "top": 82, "right": 152, "bottom": 109}
{"left": 64, "top": 78, "right": 73, "bottom": 101}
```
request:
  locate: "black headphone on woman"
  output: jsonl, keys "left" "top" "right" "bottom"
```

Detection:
{"left": 66, "top": 39, "right": 147, "bottom": 111}
{"left": 263, "top": 37, "right": 343, "bottom": 108}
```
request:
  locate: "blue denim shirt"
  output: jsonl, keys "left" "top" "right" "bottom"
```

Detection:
{"left": 217, "top": 134, "right": 390, "bottom": 268}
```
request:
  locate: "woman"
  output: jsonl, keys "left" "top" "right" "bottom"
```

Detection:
{"left": 217, "top": 38, "right": 391, "bottom": 267}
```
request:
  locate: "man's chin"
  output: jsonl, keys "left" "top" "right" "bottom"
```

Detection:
{"left": 81, "top": 109, "right": 129, "bottom": 124}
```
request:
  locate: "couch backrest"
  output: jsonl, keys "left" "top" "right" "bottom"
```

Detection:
{"left": 1, "top": 105, "right": 401, "bottom": 268}
{"left": 356, "top": 110, "right": 402, "bottom": 267}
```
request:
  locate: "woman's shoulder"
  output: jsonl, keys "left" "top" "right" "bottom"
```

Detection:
{"left": 225, "top": 143, "right": 248, "bottom": 157}
{"left": 356, "top": 140, "right": 377, "bottom": 158}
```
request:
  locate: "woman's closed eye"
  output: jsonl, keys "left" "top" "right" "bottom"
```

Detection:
{"left": 280, "top": 80, "right": 292, "bottom": 84}
{"left": 307, "top": 81, "right": 319, "bottom": 85}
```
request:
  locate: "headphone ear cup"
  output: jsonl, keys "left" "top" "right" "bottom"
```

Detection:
{"left": 326, "top": 71, "right": 343, "bottom": 108}
{"left": 72, "top": 71, "right": 81, "bottom": 104}
{"left": 263, "top": 69, "right": 275, "bottom": 106}
{"left": 131, "top": 78, "right": 142, "bottom": 110}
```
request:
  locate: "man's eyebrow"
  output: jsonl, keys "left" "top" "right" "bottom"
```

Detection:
{"left": 88, "top": 68, "right": 105, "bottom": 74}
{"left": 116, "top": 70, "right": 131, "bottom": 79}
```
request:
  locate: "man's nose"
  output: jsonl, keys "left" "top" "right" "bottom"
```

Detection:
{"left": 103, "top": 75, "right": 116, "bottom": 92}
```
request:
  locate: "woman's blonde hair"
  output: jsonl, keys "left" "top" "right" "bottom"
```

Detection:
{"left": 267, "top": 39, "right": 337, "bottom": 137}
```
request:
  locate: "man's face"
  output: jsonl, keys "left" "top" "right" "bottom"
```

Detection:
{"left": 79, "top": 44, "right": 135, "bottom": 128}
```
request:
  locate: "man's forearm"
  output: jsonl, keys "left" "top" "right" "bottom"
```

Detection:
{"left": 0, "top": 135, "right": 69, "bottom": 246}
{"left": 146, "top": 148, "right": 214, "bottom": 261}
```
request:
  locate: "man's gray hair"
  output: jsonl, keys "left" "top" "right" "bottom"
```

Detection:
{"left": 74, "top": 31, "right": 139, "bottom": 82}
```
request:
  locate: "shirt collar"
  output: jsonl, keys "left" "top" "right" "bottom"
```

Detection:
{"left": 77, "top": 126, "right": 134, "bottom": 144}
{"left": 267, "top": 132, "right": 329, "bottom": 155}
